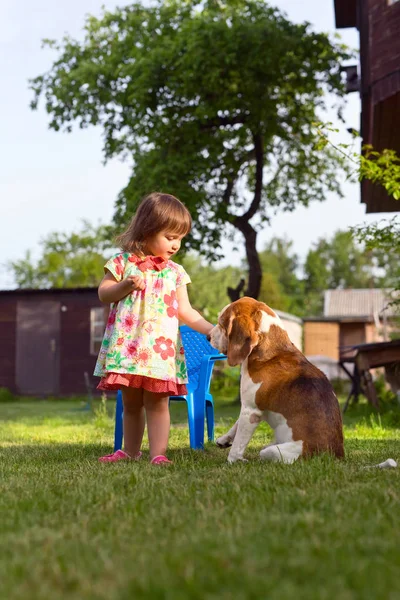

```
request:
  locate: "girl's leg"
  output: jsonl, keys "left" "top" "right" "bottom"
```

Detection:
{"left": 143, "top": 391, "right": 170, "bottom": 460}
{"left": 121, "top": 386, "right": 145, "bottom": 457}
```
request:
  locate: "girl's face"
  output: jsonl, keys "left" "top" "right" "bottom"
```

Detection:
{"left": 145, "top": 231, "right": 185, "bottom": 260}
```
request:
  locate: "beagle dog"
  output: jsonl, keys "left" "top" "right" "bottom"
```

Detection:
{"left": 210, "top": 297, "right": 344, "bottom": 464}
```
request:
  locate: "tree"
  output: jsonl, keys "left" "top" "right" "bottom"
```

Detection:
{"left": 303, "top": 229, "right": 398, "bottom": 315}
{"left": 353, "top": 218, "right": 400, "bottom": 284}
{"left": 315, "top": 123, "right": 400, "bottom": 307}
{"left": 350, "top": 148, "right": 400, "bottom": 297}
{"left": 258, "top": 271, "right": 292, "bottom": 313}
{"left": 178, "top": 254, "right": 242, "bottom": 322}
{"left": 258, "top": 237, "right": 304, "bottom": 314}
{"left": 9, "top": 222, "right": 115, "bottom": 288}
{"left": 30, "top": 0, "right": 352, "bottom": 299}
{"left": 352, "top": 217, "right": 400, "bottom": 311}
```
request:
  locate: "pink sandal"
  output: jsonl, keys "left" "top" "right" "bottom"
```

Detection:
{"left": 98, "top": 450, "right": 142, "bottom": 463}
{"left": 151, "top": 455, "right": 173, "bottom": 465}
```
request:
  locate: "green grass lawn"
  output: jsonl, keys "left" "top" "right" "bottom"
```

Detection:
{"left": 1, "top": 395, "right": 400, "bottom": 600}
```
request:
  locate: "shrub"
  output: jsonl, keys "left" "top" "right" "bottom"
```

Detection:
{"left": 0, "top": 387, "right": 15, "bottom": 403}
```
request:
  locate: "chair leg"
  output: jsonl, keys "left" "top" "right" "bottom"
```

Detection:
{"left": 186, "top": 392, "right": 205, "bottom": 450}
{"left": 114, "top": 389, "right": 123, "bottom": 451}
{"left": 206, "top": 398, "right": 214, "bottom": 442}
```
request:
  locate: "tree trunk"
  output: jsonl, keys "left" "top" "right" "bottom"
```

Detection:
{"left": 233, "top": 218, "right": 262, "bottom": 299}
{"left": 225, "top": 132, "right": 264, "bottom": 301}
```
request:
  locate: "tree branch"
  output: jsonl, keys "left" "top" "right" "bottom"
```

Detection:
{"left": 223, "top": 176, "right": 236, "bottom": 206}
{"left": 200, "top": 114, "right": 248, "bottom": 130}
{"left": 242, "top": 132, "right": 264, "bottom": 221}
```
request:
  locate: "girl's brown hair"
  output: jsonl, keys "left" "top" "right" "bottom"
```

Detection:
{"left": 116, "top": 192, "right": 192, "bottom": 255}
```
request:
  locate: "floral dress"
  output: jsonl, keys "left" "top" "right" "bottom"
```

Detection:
{"left": 94, "top": 252, "right": 191, "bottom": 395}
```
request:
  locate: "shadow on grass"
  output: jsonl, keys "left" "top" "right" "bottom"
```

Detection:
{"left": 1, "top": 438, "right": 399, "bottom": 470}
{"left": 0, "top": 397, "right": 240, "bottom": 427}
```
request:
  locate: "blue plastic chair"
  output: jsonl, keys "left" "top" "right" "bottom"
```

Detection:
{"left": 113, "top": 325, "right": 226, "bottom": 450}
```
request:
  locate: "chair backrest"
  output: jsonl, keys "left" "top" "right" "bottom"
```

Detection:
{"left": 180, "top": 325, "right": 223, "bottom": 391}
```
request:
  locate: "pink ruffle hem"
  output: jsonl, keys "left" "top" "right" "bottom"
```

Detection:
{"left": 97, "top": 372, "right": 187, "bottom": 396}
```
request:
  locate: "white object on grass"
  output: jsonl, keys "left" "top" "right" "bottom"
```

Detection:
{"left": 363, "top": 458, "right": 398, "bottom": 470}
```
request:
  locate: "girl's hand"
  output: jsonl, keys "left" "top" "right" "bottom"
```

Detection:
{"left": 98, "top": 271, "right": 145, "bottom": 304}
{"left": 124, "top": 275, "right": 146, "bottom": 292}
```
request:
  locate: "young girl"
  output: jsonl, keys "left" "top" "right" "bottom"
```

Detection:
{"left": 94, "top": 192, "right": 214, "bottom": 465}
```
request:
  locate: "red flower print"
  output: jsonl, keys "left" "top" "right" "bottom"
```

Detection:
{"left": 137, "top": 347, "right": 151, "bottom": 365}
{"left": 123, "top": 315, "right": 135, "bottom": 329}
{"left": 116, "top": 337, "right": 124, "bottom": 346}
{"left": 153, "top": 337, "right": 175, "bottom": 361}
{"left": 179, "top": 347, "right": 185, "bottom": 355}
{"left": 113, "top": 256, "right": 124, "bottom": 277}
{"left": 164, "top": 290, "right": 179, "bottom": 319}
{"left": 107, "top": 310, "right": 116, "bottom": 327}
{"left": 153, "top": 278, "right": 164, "bottom": 293}
{"left": 124, "top": 341, "right": 140, "bottom": 357}
{"left": 121, "top": 314, "right": 138, "bottom": 332}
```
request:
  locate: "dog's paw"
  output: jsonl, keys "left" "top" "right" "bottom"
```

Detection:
{"left": 227, "top": 454, "right": 248, "bottom": 464}
{"left": 216, "top": 435, "right": 233, "bottom": 448}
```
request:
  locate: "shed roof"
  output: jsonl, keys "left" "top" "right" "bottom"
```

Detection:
{"left": 324, "top": 289, "right": 398, "bottom": 318}
{"left": 0, "top": 287, "right": 98, "bottom": 296}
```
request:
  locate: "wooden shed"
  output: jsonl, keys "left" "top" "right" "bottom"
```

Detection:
{"left": 304, "top": 288, "right": 398, "bottom": 361}
{"left": 334, "top": 0, "right": 400, "bottom": 212}
{"left": 304, "top": 317, "right": 378, "bottom": 361}
{"left": 0, "top": 288, "right": 106, "bottom": 396}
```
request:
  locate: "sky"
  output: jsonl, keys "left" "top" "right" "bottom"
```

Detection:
{"left": 0, "top": 0, "right": 392, "bottom": 288}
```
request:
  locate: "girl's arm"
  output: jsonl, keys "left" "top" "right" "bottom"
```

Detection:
{"left": 176, "top": 285, "right": 214, "bottom": 336}
{"left": 98, "top": 271, "right": 145, "bottom": 304}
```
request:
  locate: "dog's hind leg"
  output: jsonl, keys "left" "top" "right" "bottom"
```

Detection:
{"left": 216, "top": 420, "right": 238, "bottom": 448}
{"left": 259, "top": 441, "right": 303, "bottom": 464}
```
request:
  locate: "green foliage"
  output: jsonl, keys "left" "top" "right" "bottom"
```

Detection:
{"left": 315, "top": 122, "right": 400, "bottom": 199}
{"left": 93, "top": 393, "right": 112, "bottom": 429}
{"left": 210, "top": 364, "right": 241, "bottom": 393}
{"left": 258, "top": 271, "right": 291, "bottom": 312}
{"left": 373, "top": 375, "right": 399, "bottom": 408}
{"left": 8, "top": 221, "right": 115, "bottom": 288}
{"left": 30, "top": 0, "right": 352, "bottom": 297}
{"left": 258, "top": 237, "right": 304, "bottom": 314}
{"left": 302, "top": 229, "right": 396, "bottom": 315}
{"left": 360, "top": 146, "right": 400, "bottom": 200}
{"left": 0, "top": 388, "right": 15, "bottom": 403}
{"left": 180, "top": 239, "right": 305, "bottom": 318}
{"left": 352, "top": 217, "right": 400, "bottom": 288}
{"left": 314, "top": 123, "right": 400, "bottom": 305}
{"left": 179, "top": 253, "right": 242, "bottom": 321}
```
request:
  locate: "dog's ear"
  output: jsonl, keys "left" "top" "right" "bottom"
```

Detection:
{"left": 227, "top": 316, "right": 258, "bottom": 366}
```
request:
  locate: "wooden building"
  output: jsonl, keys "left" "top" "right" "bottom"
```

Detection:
{"left": 304, "top": 288, "right": 397, "bottom": 361}
{"left": 334, "top": 0, "right": 400, "bottom": 212}
{"left": 0, "top": 288, "right": 106, "bottom": 396}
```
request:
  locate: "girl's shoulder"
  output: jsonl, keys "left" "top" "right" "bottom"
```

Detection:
{"left": 107, "top": 251, "right": 131, "bottom": 263}
{"left": 167, "top": 260, "right": 186, "bottom": 274}
{"left": 167, "top": 260, "right": 191, "bottom": 286}
{"left": 167, "top": 259, "right": 181, "bottom": 270}
{"left": 104, "top": 252, "right": 134, "bottom": 280}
